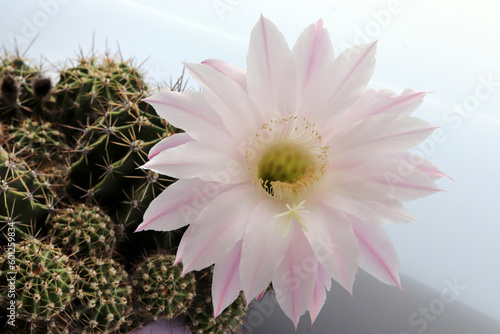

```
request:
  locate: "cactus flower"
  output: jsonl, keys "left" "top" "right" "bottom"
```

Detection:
{"left": 137, "top": 16, "right": 444, "bottom": 328}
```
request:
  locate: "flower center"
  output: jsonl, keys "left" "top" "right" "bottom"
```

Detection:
{"left": 257, "top": 142, "right": 313, "bottom": 185}
{"left": 246, "top": 116, "right": 328, "bottom": 202}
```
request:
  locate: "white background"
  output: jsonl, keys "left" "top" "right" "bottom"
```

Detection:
{"left": 1, "top": 0, "right": 499, "bottom": 332}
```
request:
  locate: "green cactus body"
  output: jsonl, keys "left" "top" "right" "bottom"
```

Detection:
{"left": 184, "top": 268, "right": 248, "bottom": 334}
{"left": 0, "top": 237, "right": 75, "bottom": 323}
{"left": 187, "top": 292, "right": 248, "bottom": 334}
{"left": 1, "top": 318, "right": 72, "bottom": 334}
{"left": 73, "top": 257, "right": 132, "bottom": 333}
{"left": 67, "top": 92, "right": 178, "bottom": 258}
{"left": 0, "top": 55, "right": 52, "bottom": 119}
{"left": 131, "top": 253, "right": 196, "bottom": 325}
{"left": 68, "top": 95, "right": 167, "bottom": 204}
{"left": 54, "top": 55, "right": 147, "bottom": 132}
{"left": 1, "top": 118, "right": 68, "bottom": 170}
{"left": 48, "top": 204, "right": 116, "bottom": 258}
{"left": 0, "top": 147, "right": 55, "bottom": 239}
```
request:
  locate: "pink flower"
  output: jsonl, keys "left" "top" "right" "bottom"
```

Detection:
{"left": 137, "top": 16, "right": 444, "bottom": 328}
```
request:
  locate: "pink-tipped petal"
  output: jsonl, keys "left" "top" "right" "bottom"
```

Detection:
{"left": 351, "top": 158, "right": 443, "bottom": 201}
{"left": 144, "top": 90, "right": 227, "bottom": 143}
{"left": 185, "top": 63, "right": 264, "bottom": 141}
{"left": 174, "top": 225, "right": 192, "bottom": 265}
{"left": 246, "top": 15, "right": 297, "bottom": 117}
{"left": 240, "top": 199, "right": 294, "bottom": 302}
{"left": 256, "top": 289, "right": 266, "bottom": 301}
{"left": 148, "top": 133, "right": 194, "bottom": 159}
{"left": 142, "top": 140, "right": 249, "bottom": 184}
{"left": 308, "top": 264, "right": 331, "bottom": 327}
{"left": 202, "top": 59, "right": 247, "bottom": 92}
{"left": 181, "top": 184, "right": 259, "bottom": 273}
{"left": 331, "top": 114, "right": 437, "bottom": 160}
{"left": 342, "top": 89, "right": 427, "bottom": 125}
{"left": 212, "top": 240, "right": 243, "bottom": 317}
{"left": 292, "top": 18, "right": 334, "bottom": 98}
{"left": 301, "top": 42, "right": 377, "bottom": 135}
{"left": 302, "top": 202, "right": 358, "bottom": 294}
{"left": 272, "top": 227, "right": 318, "bottom": 329}
{"left": 386, "top": 151, "right": 450, "bottom": 181}
{"left": 348, "top": 214, "right": 401, "bottom": 288}
{"left": 136, "top": 178, "right": 211, "bottom": 232}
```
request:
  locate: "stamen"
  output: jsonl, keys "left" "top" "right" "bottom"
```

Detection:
{"left": 246, "top": 116, "right": 328, "bottom": 203}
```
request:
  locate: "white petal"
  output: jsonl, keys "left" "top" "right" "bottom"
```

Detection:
{"left": 142, "top": 140, "right": 249, "bottom": 184}
{"left": 272, "top": 227, "right": 318, "bottom": 329}
{"left": 185, "top": 63, "right": 264, "bottom": 141}
{"left": 301, "top": 42, "right": 377, "bottom": 135}
{"left": 386, "top": 151, "right": 449, "bottom": 181}
{"left": 246, "top": 15, "right": 297, "bottom": 116}
{"left": 174, "top": 225, "right": 192, "bottom": 265}
{"left": 144, "top": 90, "right": 227, "bottom": 143}
{"left": 327, "top": 194, "right": 417, "bottom": 225}
{"left": 212, "top": 240, "right": 243, "bottom": 317}
{"left": 302, "top": 202, "right": 358, "bottom": 293}
{"left": 342, "top": 88, "right": 427, "bottom": 125}
{"left": 202, "top": 59, "right": 247, "bottom": 92}
{"left": 148, "top": 133, "right": 194, "bottom": 159}
{"left": 348, "top": 214, "right": 401, "bottom": 288}
{"left": 315, "top": 171, "right": 417, "bottom": 225}
{"left": 136, "top": 178, "right": 210, "bottom": 232}
{"left": 292, "top": 19, "right": 334, "bottom": 98}
{"left": 240, "top": 199, "right": 293, "bottom": 301}
{"left": 331, "top": 114, "right": 437, "bottom": 160}
{"left": 308, "top": 263, "right": 331, "bottom": 327}
{"left": 351, "top": 157, "right": 443, "bottom": 201}
{"left": 181, "top": 184, "right": 260, "bottom": 273}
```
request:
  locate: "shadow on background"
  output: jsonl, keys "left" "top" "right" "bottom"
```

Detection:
{"left": 243, "top": 270, "right": 500, "bottom": 334}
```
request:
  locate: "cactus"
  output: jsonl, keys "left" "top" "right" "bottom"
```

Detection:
{"left": 68, "top": 93, "right": 168, "bottom": 204}
{"left": 48, "top": 204, "right": 116, "bottom": 258}
{"left": 1, "top": 117, "right": 69, "bottom": 170}
{"left": 1, "top": 317, "right": 72, "bottom": 334}
{"left": 66, "top": 87, "right": 178, "bottom": 259}
{"left": 184, "top": 268, "right": 248, "bottom": 334}
{"left": 0, "top": 237, "right": 75, "bottom": 323}
{"left": 0, "top": 54, "right": 52, "bottom": 120}
{"left": 131, "top": 253, "right": 196, "bottom": 325}
{"left": 0, "top": 147, "right": 56, "bottom": 240}
{"left": 53, "top": 54, "right": 148, "bottom": 136}
{"left": 0, "top": 48, "right": 251, "bottom": 332}
{"left": 72, "top": 257, "right": 133, "bottom": 333}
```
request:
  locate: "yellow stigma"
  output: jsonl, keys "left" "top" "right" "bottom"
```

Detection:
{"left": 246, "top": 116, "right": 328, "bottom": 203}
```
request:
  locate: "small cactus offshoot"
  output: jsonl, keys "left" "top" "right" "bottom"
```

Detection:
{"left": 73, "top": 257, "right": 132, "bottom": 333}
{"left": 48, "top": 204, "right": 116, "bottom": 258}
{"left": 0, "top": 237, "right": 75, "bottom": 323}
{"left": 131, "top": 253, "right": 196, "bottom": 324}
{"left": 185, "top": 268, "right": 248, "bottom": 334}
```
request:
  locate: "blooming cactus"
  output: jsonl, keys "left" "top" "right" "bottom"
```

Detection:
{"left": 137, "top": 16, "right": 444, "bottom": 328}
